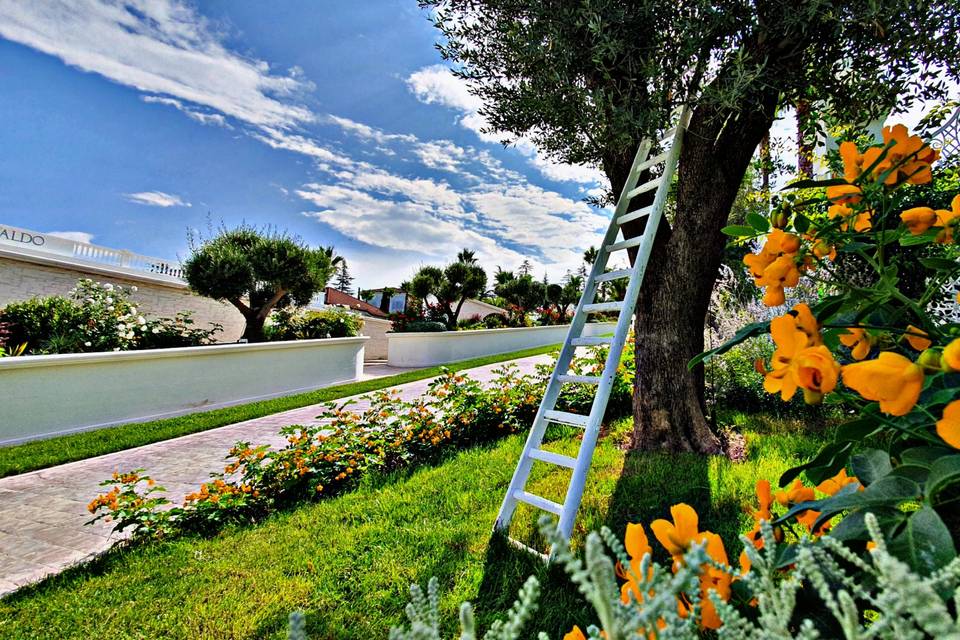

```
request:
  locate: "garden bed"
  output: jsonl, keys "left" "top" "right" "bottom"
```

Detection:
{"left": 0, "top": 337, "right": 366, "bottom": 445}
{"left": 387, "top": 321, "right": 616, "bottom": 367}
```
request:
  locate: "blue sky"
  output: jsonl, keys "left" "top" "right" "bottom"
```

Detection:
{"left": 0, "top": 1, "right": 610, "bottom": 289}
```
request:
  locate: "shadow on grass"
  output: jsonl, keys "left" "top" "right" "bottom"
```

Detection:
{"left": 472, "top": 442, "right": 727, "bottom": 637}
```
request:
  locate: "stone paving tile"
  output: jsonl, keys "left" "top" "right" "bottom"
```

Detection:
{"left": 0, "top": 354, "right": 551, "bottom": 598}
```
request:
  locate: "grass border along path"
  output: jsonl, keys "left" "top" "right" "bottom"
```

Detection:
{"left": 0, "top": 343, "right": 560, "bottom": 479}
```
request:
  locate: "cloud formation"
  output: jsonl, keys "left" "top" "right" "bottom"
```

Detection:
{"left": 125, "top": 191, "right": 191, "bottom": 207}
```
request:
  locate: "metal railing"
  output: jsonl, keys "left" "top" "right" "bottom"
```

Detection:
{"left": 0, "top": 224, "right": 184, "bottom": 280}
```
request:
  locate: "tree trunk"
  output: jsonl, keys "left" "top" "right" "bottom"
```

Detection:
{"left": 241, "top": 314, "right": 267, "bottom": 342}
{"left": 795, "top": 99, "right": 815, "bottom": 178}
{"left": 609, "top": 92, "right": 778, "bottom": 453}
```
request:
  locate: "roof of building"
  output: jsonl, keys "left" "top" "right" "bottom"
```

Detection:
{"left": 323, "top": 287, "right": 389, "bottom": 317}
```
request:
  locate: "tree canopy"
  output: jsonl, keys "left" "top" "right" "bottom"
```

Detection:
{"left": 409, "top": 257, "right": 488, "bottom": 329}
{"left": 183, "top": 226, "right": 334, "bottom": 342}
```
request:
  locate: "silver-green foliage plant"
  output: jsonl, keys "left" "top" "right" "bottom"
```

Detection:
{"left": 387, "top": 515, "right": 960, "bottom": 640}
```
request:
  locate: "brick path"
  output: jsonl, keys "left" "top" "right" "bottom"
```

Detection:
{"left": 0, "top": 354, "right": 550, "bottom": 597}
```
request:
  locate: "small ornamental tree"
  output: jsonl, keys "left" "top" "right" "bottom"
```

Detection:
{"left": 494, "top": 270, "right": 546, "bottom": 324}
{"left": 409, "top": 256, "right": 487, "bottom": 329}
{"left": 183, "top": 226, "right": 334, "bottom": 342}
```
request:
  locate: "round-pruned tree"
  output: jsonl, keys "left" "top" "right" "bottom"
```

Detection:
{"left": 183, "top": 226, "right": 334, "bottom": 342}
{"left": 422, "top": 0, "right": 960, "bottom": 453}
{"left": 409, "top": 256, "right": 488, "bottom": 329}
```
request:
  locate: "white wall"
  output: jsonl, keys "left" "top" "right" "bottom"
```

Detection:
{"left": 387, "top": 322, "right": 616, "bottom": 367}
{"left": 0, "top": 337, "right": 367, "bottom": 445}
{"left": 0, "top": 252, "right": 246, "bottom": 342}
{"left": 360, "top": 316, "right": 392, "bottom": 361}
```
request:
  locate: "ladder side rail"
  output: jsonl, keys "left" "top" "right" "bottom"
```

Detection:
{"left": 493, "top": 140, "right": 652, "bottom": 532}
{"left": 553, "top": 108, "right": 690, "bottom": 542}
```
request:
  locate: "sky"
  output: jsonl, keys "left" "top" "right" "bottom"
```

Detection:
{"left": 0, "top": 0, "right": 611, "bottom": 290}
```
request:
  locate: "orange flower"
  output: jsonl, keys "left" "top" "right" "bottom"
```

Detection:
{"left": 794, "top": 346, "right": 840, "bottom": 403}
{"left": 677, "top": 532, "right": 731, "bottom": 630}
{"left": 816, "top": 469, "right": 860, "bottom": 496}
{"left": 790, "top": 303, "right": 821, "bottom": 345}
{"left": 944, "top": 338, "right": 960, "bottom": 372}
{"left": 903, "top": 325, "right": 931, "bottom": 351}
{"left": 842, "top": 352, "right": 924, "bottom": 416}
{"left": 774, "top": 479, "right": 821, "bottom": 533}
{"left": 828, "top": 203, "right": 872, "bottom": 232}
{"left": 881, "top": 124, "right": 939, "bottom": 185}
{"left": 563, "top": 627, "right": 586, "bottom": 640}
{"left": 651, "top": 503, "right": 703, "bottom": 561}
{"left": 936, "top": 400, "right": 960, "bottom": 449}
{"left": 900, "top": 207, "right": 938, "bottom": 235}
{"left": 618, "top": 522, "right": 654, "bottom": 604}
{"left": 826, "top": 183, "right": 862, "bottom": 204}
{"left": 934, "top": 194, "right": 960, "bottom": 244}
{"left": 840, "top": 327, "right": 871, "bottom": 360}
{"left": 811, "top": 239, "right": 837, "bottom": 261}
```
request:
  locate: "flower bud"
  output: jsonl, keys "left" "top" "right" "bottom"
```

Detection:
{"left": 917, "top": 349, "right": 942, "bottom": 373}
{"left": 771, "top": 204, "right": 790, "bottom": 229}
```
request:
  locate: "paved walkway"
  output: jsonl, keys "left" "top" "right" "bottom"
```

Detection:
{"left": 0, "top": 354, "right": 551, "bottom": 597}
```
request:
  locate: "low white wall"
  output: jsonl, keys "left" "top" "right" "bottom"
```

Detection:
{"left": 360, "top": 316, "right": 392, "bottom": 361}
{"left": 387, "top": 322, "right": 616, "bottom": 367}
{"left": 0, "top": 337, "right": 367, "bottom": 445}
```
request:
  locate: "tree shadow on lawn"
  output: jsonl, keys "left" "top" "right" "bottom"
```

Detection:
{"left": 472, "top": 445, "right": 749, "bottom": 637}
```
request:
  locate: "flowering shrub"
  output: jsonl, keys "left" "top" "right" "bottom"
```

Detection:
{"left": 88, "top": 361, "right": 622, "bottom": 540}
{"left": 699, "top": 124, "right": 960, "bottom": 588}
{"left": 0, "top": 278, "right": 221, "bottom": 354}
{"left": 391, "top": 514, "right": 960, "bottom": 639}
{"left": 265, "top": 306, "right": 364, "bottom": 341}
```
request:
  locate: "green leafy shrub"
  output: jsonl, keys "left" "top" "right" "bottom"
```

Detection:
{"left": 266, "top": 307, "right": 364, "bottom": 341}
{"left": 0, "top": 279, "right": 220, "bottom": 354}
{"left": 398, "top": 320, "right": 447, "bottom": 333}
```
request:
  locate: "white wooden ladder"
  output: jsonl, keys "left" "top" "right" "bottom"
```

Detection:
{"left": 494, "top": 107, "right": 690, "bottom": 558}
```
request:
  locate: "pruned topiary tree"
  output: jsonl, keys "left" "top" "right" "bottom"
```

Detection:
{"left": 183, "top": 226, "right": 334, "bottom": 342}
{"left": 409, "top": 255, "right": 487, "bottom": 329}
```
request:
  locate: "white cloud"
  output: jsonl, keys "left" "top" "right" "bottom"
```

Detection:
{"left": 125, "top": 190, "right": 191, "bottom": 207}
{"left": 406, "top": 64, "right": 605, "bottom": 187}
{"left": 0, "top": 0, "right": 311, "bottom": 129}
{"left": 414, "top": 140, "right": 469, "bottom": 174}
{"left": 48, "top": 230, "right": 95, "bottom": 244}
{"left": 141, "top": 95, "right": 232, "bottom": 128}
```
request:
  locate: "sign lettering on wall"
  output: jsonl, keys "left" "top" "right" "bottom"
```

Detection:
{"left": 0, "top": 227, "right": 46, "bottom": 247}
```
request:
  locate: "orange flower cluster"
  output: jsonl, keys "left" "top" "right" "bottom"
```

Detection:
{"left": 743, "top": 230, "right": 803, "bottom": 307}
{"left": 761, "top": 304, "right": 839, "bottom": 404}
{"left": 900, "top": 195, "right": 960, "bottom": 244}
{"left": 87, "top": 487, "right": 120, "bottom": 514}
{"left": 836, "top": 125, "right": 939, "bottom": 189}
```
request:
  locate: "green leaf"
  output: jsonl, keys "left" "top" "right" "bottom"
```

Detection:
{"left": 813, "top": 296, "right": 846, "bottom": 322}
{"left": 851, "top": 449, "right": 893, "bottom": 485}
{"left": 779, "top": 441, "right": 853, "bottom": 487}
{"left": 919, "top": 257, "right": 959, "bottom": 272}
{"left": 807, "top": 476, "right": 922, "bottom": 531}
{"left": 781, "top": 177, "right": 850, "bottom": 190}
{"left": 687, "top": 321, "right": 768, "bottom": 370}
{"left": 887, "top": 464, "right": 930, "bottom": 486}
{"left": 830, "top": 507, "right": 906, "bottom": 542}
{"left": 901, "top": 446, "right": 955, "bottom": 467}
{"left": 793, "top": 213, "right": 811, "bottom": 234}
{"left": 746, "top": 213, "right": 770, "bottom": 232}
{"left": 838, "top": 241, "right": 875, "bottom": 253}
{"left": 721, "top": 225, "right": 755, "bottom": 237}
{"left": 925, "top": 455, "right": 960, "bottom": 504}
{"left": 834, "top": 416, "right": 881, "bottom": 442}
{"left": 899, "top": 230, "right": 938, "bottom": 246}
{"left": 887, "top": 506, "right": 957, "bottom": 575}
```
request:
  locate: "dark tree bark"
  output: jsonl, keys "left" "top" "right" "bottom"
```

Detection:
{"left": 608, "top": 91, "right": 779, "bottom": 453}
{"left": 795, "top": 99, "right": 815, "bottom": 178}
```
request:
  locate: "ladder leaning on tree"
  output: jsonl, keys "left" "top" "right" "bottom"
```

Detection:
{"left": 493, "top": 106, "right": 691, "bottom": 559}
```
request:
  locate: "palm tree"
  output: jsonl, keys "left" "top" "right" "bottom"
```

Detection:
{"left": 456, "top": 248, "right": 478, "bottom": 264}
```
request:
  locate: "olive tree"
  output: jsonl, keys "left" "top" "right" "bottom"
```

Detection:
{"left": 422, "top": 0, "right": 960, "bottom": 453}
{"left": 183, "top": 226, "right": 334, "bottom": 342}
{"left": 409, "top": 256, "right": 488, "bottom": 329}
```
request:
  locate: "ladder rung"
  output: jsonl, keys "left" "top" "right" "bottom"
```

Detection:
{"left": 528, "top": 448, "right": 578, "bottom": 468}
{"left": 543, "top": 409, "right": 590, "bottom": 428}
{"left": 583, "top": 301, "right": 623, "bottom": 313}
{"left": 513, "top": 490, "right": 563, "bottom": 515}
{"left": 594, "top": 268, "right": 632, "bottom": 283}
{"left": 660, "top": 126, "right": 677, "bottom": 142}
{"left": 570, "top": 336, "right": 613, "bottom": 347}
{"left": 557, "top": 374, "right": 601, "bottom": 385}
{"left": 607, "top": 236, "right": 643, "bottom": 252}
{"left": 626, "top": 178, "right": 662, "bottom": 199}
{"left": 617, "top": 205, "right": 654, "bottom": 226}
{"left": 636, "top": 150, "right": 670, "bottom": 172}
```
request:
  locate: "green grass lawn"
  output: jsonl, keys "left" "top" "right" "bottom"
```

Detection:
{"left": 0, "top": 343, "right": 561, "bottom": 479}
{"left": 0, "top": 414, "right": 827, "bottom": 640}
